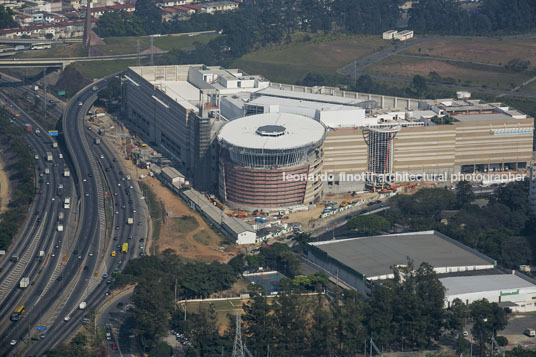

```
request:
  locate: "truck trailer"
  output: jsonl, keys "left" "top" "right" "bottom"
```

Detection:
{"left": 20, "top": 277, "right": 29, "bottom": 288}
{"left": 46, "top": 152, "right": 52, "bottom": 161}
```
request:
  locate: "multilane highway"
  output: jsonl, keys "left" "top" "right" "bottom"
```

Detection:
{"left": 0, "top": 75, "right": 147, "bottom": 355}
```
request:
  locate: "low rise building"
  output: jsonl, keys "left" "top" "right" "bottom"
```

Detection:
{"left": 382, "top": 29, "right": 397, "bottom": 40}
{"left": 394, "top": 30, "right": 414, "bottom": 41}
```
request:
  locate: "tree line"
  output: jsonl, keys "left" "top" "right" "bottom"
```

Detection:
{"left": 384, "top": 181, "right": 536, "bottom": 269}
{"left": 172, "top": 260, "right": 508, "bottom": 357}
{"left": 0, "top": 106, "right": 36, "bottom": 250}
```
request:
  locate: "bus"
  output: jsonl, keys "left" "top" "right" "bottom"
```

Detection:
{"left": 121, "top": 243, "right": 128, "bottom": 253}
{"left": 11, "top": 305, "right": 25, "bottom": 321}
{"left": 30, "top": 43, "right": 51, "bottom": 50}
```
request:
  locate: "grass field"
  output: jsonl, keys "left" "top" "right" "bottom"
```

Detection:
{"left": 403, "top": 37, "right": 536, "bottom": 66}
{"left": 18, "top": 43, "right": 87, "bottom": 59}
{"left": 193, "top": 229, "right": 212, "bottom": 245}
{"left": 71, "top": 58, "right": 141, "bottom": 80}
{"left": 233, "top": 34, "right": 386, "bottom": 83}
{"left": 366, "top": 55, "right": 534, "bottom": 91}
{"left": 171, "top": 215, "right": 199, "bottom": 234}
{"left": 95, "top": 33, "right": 218, "bottom": 56}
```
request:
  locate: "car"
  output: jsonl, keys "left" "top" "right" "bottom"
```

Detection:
{"left": 115, "top": 226, "right": 119, "bottom": 230}
{"left": 139, "top": 238, "right": 144, "bottom": 242}
{"left": 84, "top": 192, "right": 89, "bottom": 197}
{"left": 51, "top": 253, "right": 56, "bottom": 257}
{"left": 115, "top": 211, "right": 119, "bottom": 215}
{"left": 38, "top": 179, "right": 43, "bottom": 183}
{"left": 132, "top": 209, "right": 137, "bottom": 213}
{"left": 55, "top": 245, "right": 59, "bottom": 249}
{"left": 89, "top": 252, "right": 94, "bottom": 257}
{"left": 106, "top": 279, "right": 112, "bottom": 284}
{"left": 88, "top": 173, "right": 93, "bottom": 177}
{"left": 137, "top": 222, "right": 142, "bottom": 226}
{"left": 116, "top": 244, "right": 121, "bottom": 249}
{"left": 37, "top": 217, "right": 41, "bottom": 222}
{"left": 40, "top": 333, "right": 46, "bottom": 339}
{"left": 102, "top": 273, "right": 108, "bottom": 279}
{"left": 463, "top": 331, "right": 469, "bottom": 337}
{"left": 83, "top": 178, "right": 87, "bottom": 182}
{"left": 35, "top": 210, "right": 40, "bottom": 216}
{"left": 64, "top": 315, "right": 71, "bottom": 322}
{"left": 57, "top": 276, "right": 62, "bottom": 281}
{"left": 117, "top": 302, "right": 124, "bottom": 308}
{"left": 106, "top": 332, "right": 111, "bottom": 341}
{"left": 119, "top": 171, "right": 123, "bottom": 176}
{"left": 78, "top": 102, "right": 83, "bottom": 106}
{"left": 117, "top": 183, "right": 121, "bottom": 187}
{"left": 113, "top": 236, "right": 119, "bottom": 241}
{"left": 83, "top": 266, "right": 89, "bottom": 270}
{"left": 105, "top": 167, "right": 110, "bottom": 172}
{"left": 73, "top": 249, "right": 78, "bottom": 255}
{"left": 112, "top": 158, "right": 117, "bottom": 162}
{"left": 128, "top": 235, "right": 133, "bottom": 240}
{"left": 121, "top": 205, "right": 126, "bottom": 209}
{"left": 139, "top": 252, "right": 146, "bottom": 257}
{"left": 100, "top": 154, "right": 104, "bottom": 159}
{"left": 78, "top": 255, "right": 82, "bottom": 259}
{"left": 10, "top": 340, "right": 17, "bottom": 346}
{"left": 114, "top": 192, "right": 118, "bottom": 196}
{"left": 128, "top": 200, "right": 133, "bottom": 204}
{"left": 139, "top": 245, "right": 144, "bottom": 250}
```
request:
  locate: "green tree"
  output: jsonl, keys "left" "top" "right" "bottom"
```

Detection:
{"left": 346, "top": 214, "right": 391, "bottom": 235}
{"left": 412, "top": 75, "right": 427, "bottom": 97}
{"left": 456, "top": 179, "right": 475, "bottom": 208}
{"left": 470, "top": 299, "right": 508, "bottom": 354}
{"left": 299, "top": 72, "right": 326, "bottom": 87}
{"left": 242, "top": 292, "right": 277, "bottom": 355}
{"left": 356, "top": 74, "right": 374, "bottom": 92}
{"left": 0, "top": 6, "right": 16, "bottom": 29}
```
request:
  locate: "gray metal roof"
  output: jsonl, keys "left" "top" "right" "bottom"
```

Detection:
{"left": 440, "top": 274, "right": 535, "bottom": 296}
{"left": 310, "top": 231, "right": 494, "bottom": 278}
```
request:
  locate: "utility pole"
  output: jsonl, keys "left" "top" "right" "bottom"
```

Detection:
{"left": 150, "top": 36, "right": 154, "bottom": 66}
{"left": 137, "top": 39, "right": 141, "bottom": 66}
{"left": 232, "top": 311, "right": 253, "bottom": 357}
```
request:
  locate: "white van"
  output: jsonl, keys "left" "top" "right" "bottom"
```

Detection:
{"left": 525, "top": 328, "right": 535, "bottom": 337}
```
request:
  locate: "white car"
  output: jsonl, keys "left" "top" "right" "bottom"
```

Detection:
{"left": 78, "top": 102, "right": 83, "bottom": 106}
{"left": 10, "top": 339, "right": 17, "bottom": 346}
{"left": 64, "top": 316, "right": 71, "bottom": 322}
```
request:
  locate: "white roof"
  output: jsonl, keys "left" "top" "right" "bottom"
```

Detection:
{"left": 218, "top": 113, "right": 325, "bottom": 150}
{"left": 440, "top": 274, "right": 536, "bottom": 296}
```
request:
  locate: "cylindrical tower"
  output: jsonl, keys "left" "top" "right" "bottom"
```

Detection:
{"left": 363, "top": 124, "right": 401, "bottom": 185}
{"left": 218, "top": 113, "right": 326, "bottom": 210}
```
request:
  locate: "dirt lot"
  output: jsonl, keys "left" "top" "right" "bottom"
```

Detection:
{"left": 142, "top": 177, "right": 240, "bottom": 262}
{"left": 0, "top": 150, "right": 11, "bottom": 213}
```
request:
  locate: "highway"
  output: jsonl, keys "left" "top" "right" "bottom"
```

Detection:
{"left": 0, "top": 88, "right": 75, "bottom": 339}
{"left": 0, "top": 75, "right": 147, "bottom": 355}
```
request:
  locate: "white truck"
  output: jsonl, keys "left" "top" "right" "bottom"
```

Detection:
{"left": 58, "top": 211, "right": 64, "bottom": 222}
{"left": 35, "top": 129, "right": 41, "bottom": 136}
{"left": 46, "top": 152, "right": 52, "bottom": 161}
{"left": 57, "top": 224, "right": 64, "bottom": 232}
{"left": 20, "top": 277, "right": 29, "bottom": 288}
{"left": 94, "top": 138, "right": 100, "bottom": 145}
{"left": 52, "top": 142, "right": 58, "bottom": 149}
{"left": 127, "top": 217, "right": 133, "bottom": 225}
{"left": 44, "top": 168, "right": 50, "bottom": 175}
{"left": 79, "top": 301, "right": 87, "bottom": 310}
{"left": 63, "top": 168, "right": 70, "bottom": 177}
{"left": 64, "top": 197, "right": 71, "bottom": 209}
{"left": 38, "top": 250, "right": 45, "bottom": 258}
{"left": 33, "top": 85, "right": 39, "bottom": 91}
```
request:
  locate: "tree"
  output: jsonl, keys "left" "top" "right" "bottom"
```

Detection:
{"left": 134, "top": 0, "right": 163, "bottom": 34}
{"left": 346, "top": 214, "right": 391, "bottom": 235}
{"left": 228, "top": 254, "right": 245, "bottom": 273}
{"left": 412, "top": 75, "right": 427, "bottom": 97}
{"left": 242, "top": 292, "right": 277, "bottom": 355}
{"left": 356, "top": 74, "right": 374, "bottom": 92}
{"left": 0, "top": 6, "right": 16, "bottom": 29}
{"left": 298, "top": 72, "right": 327, "bottom": 87}
{"left": 470, "top": 299, "right": 507, "bottom": 354}
{"left": 456, "top": 180, "right": 475, "bottom": 208}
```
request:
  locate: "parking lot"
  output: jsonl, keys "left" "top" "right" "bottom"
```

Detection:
{"left": 502, "top": 312, "right": 536, "bottom": 348}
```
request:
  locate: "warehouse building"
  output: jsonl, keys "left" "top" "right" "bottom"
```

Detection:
{"left": 440, "top": 272, "right": 536, "bottom": 312}
{"left": 305, "top": 231, "right": 496, "bottom": 293}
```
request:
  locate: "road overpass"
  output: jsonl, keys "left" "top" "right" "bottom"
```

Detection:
{"left": 0, "top": 52, "right": 166, "bottom": 69}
